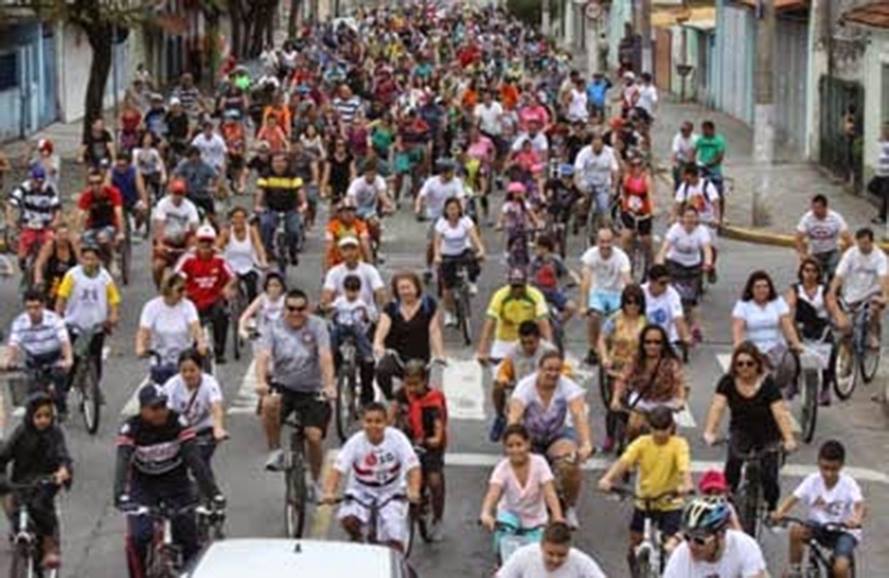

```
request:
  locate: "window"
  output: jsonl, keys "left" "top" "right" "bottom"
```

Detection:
{"left": 0, "top": 53, "right": 18, "bottom": 91}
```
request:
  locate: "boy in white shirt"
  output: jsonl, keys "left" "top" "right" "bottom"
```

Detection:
{"left": 772, "top": 440, "right": 865, "bottom": 578}
{"left": 330, "top": 274, "right": 374, "bottom": 363}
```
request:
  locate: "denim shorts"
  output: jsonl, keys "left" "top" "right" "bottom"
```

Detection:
{"left": 812, "top": 527, "right": 858, "bottom": 559}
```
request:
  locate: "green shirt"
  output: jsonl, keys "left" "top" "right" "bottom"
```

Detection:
{"left": 695, "top": 134, "right": 726, "bottom": 175}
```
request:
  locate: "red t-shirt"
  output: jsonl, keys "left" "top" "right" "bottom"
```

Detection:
{"left": 175, "top": 251, "right": 233, "bottom": 311}
{"left": 78, "top": 186, "right": 123, "bottom": 229}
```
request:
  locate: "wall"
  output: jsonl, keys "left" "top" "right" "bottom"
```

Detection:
{"left": 863, "top": 34, "right": 889, "bottom": 178}
{"left": 712, "top": 0, "right": 755, "bottom": 124}
{"left": 774, "top": 15, "right": 810, "bottom": 157}
{"left": 606, "top": 0, "right": 632, "bottom": 70}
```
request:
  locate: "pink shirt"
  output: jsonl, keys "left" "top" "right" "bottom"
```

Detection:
{"left": 518, "top": 105, "right": 549, "bottom": 131}
{"left": 467, "top": 136, "right": 494, "bottom": 161}
{"left": 489, "top": 454, "right": 554, "bottom": 527}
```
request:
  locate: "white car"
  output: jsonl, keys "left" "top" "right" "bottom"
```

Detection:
{"left": 185, "top": 538, "right": 415, "bottom": 578}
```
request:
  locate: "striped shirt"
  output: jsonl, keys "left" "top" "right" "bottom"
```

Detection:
{"left": 9, "top": 182, "right": 60, "bottom": 229}
{"left": 877, "top": 140, "right": 889, "bottom": 178}
{"left": 332, "top": 96, "right": 363, "bottom": 125}
{"left": 8, "top": 309, "right": 69, "bottom": 359}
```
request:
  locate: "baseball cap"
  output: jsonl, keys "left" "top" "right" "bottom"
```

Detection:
{"left": 338, "top": 236, "right": 360, "bottom": 248}
{"left": 169, "top": 96, "right": 181, "bottom": 106}
{"left": 196, "top": 224, "right": 217, "bottom": 241}
{"left": 507, "top": 267, "right": 527, "bottom": 285}
{"left": 698, "top": 470, "right": 729, "bottom": 494}
{"left": 138, "top": 384, "right": 168, "bottom": 408}
{"left": 168, "top": 178, "right": 187, "bottom": 194}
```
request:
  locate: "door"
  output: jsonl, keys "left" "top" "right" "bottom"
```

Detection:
{"left": 654, "top": 27, "right": 672, "bottom": 92}
{"left": 774, "top": 17, "right": 809, "bottom": 158}
{"left": 819, "top": 76, "right": 864, "bottom": 186}
{"left": 17, "top": 45, "right": 37, "bottom": 136}
{"left": 40, "top": 29, "right": 57, "bottom": 128}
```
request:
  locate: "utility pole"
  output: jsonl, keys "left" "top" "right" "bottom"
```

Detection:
{"left": 586, "top": 2, "right": 602, "bottom": 77}
{"left": 640, "top": 0, "right": 652, "bottom": 74}
{"left": 752, "top": 0, "right": 776, "bottom": 226}
{"left": 542, "top": 0, "right": 552, "bottom": 37}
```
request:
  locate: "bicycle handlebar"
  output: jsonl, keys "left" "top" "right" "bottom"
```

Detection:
{"left": 771, "top": 515, "right": 859, "bottom": 533}
{"left": 320, "top": 493, "right": 408, "bottom": 508}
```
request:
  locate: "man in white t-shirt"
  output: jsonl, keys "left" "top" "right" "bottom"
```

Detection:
{"left": 665, "top": 498, "right": 767, "bottom": 578}
{"left": 416, "top": 159, "right": 466, "bottom": 277}
{"left": 642, "top": 264, "right": 691, "bottom": 347}
{"left": 795, "top": 194, "right": 852, "bottom": 279}
{"left": 579, "top": 228, "right": 631, "bottom": 364}
{"left": 190, "top": 119, "right": 227, "bottom": 175}
{"left": 497, "top": 522, "right": 606, "bottom": 578}
{"left": 474, "top": 92, "right": 504, "bottom": 140}
{"left": 771, "top": 440, "right": 864, "bottom": 578}
{"left": 151, "top": 178, "right": 200, "bottom": 287}
{"left": 635, "top": 72, "right": 658, "bottom": 123}
{"left": 320, "top": 402, "right": 421, "bottom": 552}
{"left": 673, "top": 164, "right": 721, "bottom": 229}
{"left": 670, "top": 121, "right": 698, "bottom": 189}
{"left": 321, "top": 237, "right": 386, "bottom": 319}
{"left": 573, "top": 134, "right": 619, "bottom": 223}
{"left": 830, "top": 228, "right": 889, "bottom": 336}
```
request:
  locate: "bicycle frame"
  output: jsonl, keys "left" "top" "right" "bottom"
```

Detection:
{"left": 774, "top": 516, "right": 857, "bottom": 578}
{"left": 342, "top": 493, "right": 408, "bottom": 545}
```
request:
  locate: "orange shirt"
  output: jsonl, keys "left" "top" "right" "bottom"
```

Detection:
{"left": 500, "top": 84, "right": 519, "bottom": 111}
{"left": 262, "top": 105, "right": 292, "bottom": 137}
{"left": 325, "top": 218, "right": 369, "bottom": 266}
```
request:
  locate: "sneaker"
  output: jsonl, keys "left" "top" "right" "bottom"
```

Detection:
{"left": 819, "top": 388, "right": 832, "bottom": 407}
{"left": 707, "top": 268, "right": 718, "bottom": 284}
{"left": 564, "top": 507, "right": 580, "bottom": 529}
{"left": 428, "top": 519, "right": 444, "bottom": 542}
{"left": 265, "top": 449, "right": 285, "bottom": 472}
{"left": 601, "top": 435, "right": 614, "bottom": 454}
{"left": 488, "top": 414, "right": 507, "bottom": 443}
{"left": 467, "top": 281, "right": 478, "bottom": 296}
{"left": 692, "top": 326, "right": 703, "bottom": 344}
{"left": 444, "top": 311, "right": 457, "bottom": 327}
{"left": 584, "top": 349, "right": 599, "bottom": 366}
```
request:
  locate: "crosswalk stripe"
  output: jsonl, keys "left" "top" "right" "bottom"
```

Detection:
{"left": 715, "top": 350, "right": 801, "bottom": 434}
{"left": 441, "top": 358, "right": 486, "bottom": 420}
{"left": 121, "top": 378, "right": 149, "bottom": 417}
{"left": 227, "top": 360, "right": 259, "bottom": 415}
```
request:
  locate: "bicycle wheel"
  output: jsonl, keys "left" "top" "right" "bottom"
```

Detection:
{"left": 414, "top": 490, "right": 434, "bottom": 544}
{"left": 632, "top": 548, "right": 651, "bottom": 578}
{"left": 79, "top": 360, "right": 101, "bottom": 435}
{"left": 335, "top": 364, "right": 357, "bottom": 443}
{"left": 230, "top": 290, "right": 245, "bottom": 361}
{"left": 275, "top": 231, "right": 289, "bottom": 274}
{"left": 403, "top": 506, "right": 417, "bottom": 559}
{"left": 284, "top": 455, "right": 307, "bottom": 538}
{"left": 860, "top": 324, "right": 881, "bottom": 384}
{"left": 736, "top": 480, "right": 760, "bottom": 538}
{"left": 120, "top": 223, "right": 132, "bottom": 287}
{"left": 597, "top": 366, "right": 613, "bottom": 409}
{"left": 799, "top": 369, "right": 819, "bottom": 444}
{"left": 833, "top": 342, "right": 858, "bottom": 400}
{"left": 8, "top": 545, "right": 33, "bottom": 578}
{"left": 612, "top": 411, "right": 628, "bottom": 456}
{"left": 458, "top": 287, "right": 472, "bottom": 346}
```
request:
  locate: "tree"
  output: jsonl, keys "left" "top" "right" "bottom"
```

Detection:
{"left": 226, "top": 0, "right": 279, "bottom": 59}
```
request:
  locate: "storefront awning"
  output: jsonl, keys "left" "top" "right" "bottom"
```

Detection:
{"left": 841, "top": 2, "right": 889, "bottom": 29}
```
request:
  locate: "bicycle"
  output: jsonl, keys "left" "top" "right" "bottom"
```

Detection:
{"left": 606, "top": 486, "right": 687, "bottom": 578}
{"left": 447, "top": 257, "right": 474, "bottom": 346}
{"left": 277, "top": 396, "right": 323, "bottom": 538}
{"left": 67, "top": 325, "right": 104, "bottom": 435}
{"left": 1, "top": 353, "right": 66, "bottom": 415}
{"left": 7, "top": 477, "right": 61, "bottom": 578}
{"left": 481, "top": 514, "right": 544, "bottom": 567}
{"left": 615, "top": 211, "right": 652, "bottom": 283}
{"left": 834, "top": 299, "right": 882, "bottom": 401}
{"left": 794, "top": 330, "right": 833, "bottom": 444}
{"left": 408, "top": 446, "right": 436, "bottom": 547}
{"left": 118, "top": 211, "right": 133, "bottom": 286}
{"left": 329, "top": 493, "right": 415, "bottom": 557}
{"left": 227, "top": 275, "right": 251, "bottom": 362}
{"left": 195, "top": 501, "right": 227, "bottom": 546}
{"left": 264, "top": 208, "right": 302, "bottom": 274}
{"left": 768, "top": 516, "right": 857, "bottom": 578}
{"left": 334, "top": 326, "right": 361, "bottom": 444}
{"left": 120, "top": 501, "right": 208, "bottom": 578}
{"left": 724, "top": 441, "right": 784, "bottom": 540}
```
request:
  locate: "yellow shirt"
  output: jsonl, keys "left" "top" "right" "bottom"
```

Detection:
{"left": 485, "top": 285, "right": 549, "bottom": 343}
{"left": 57, "top": 265, "right": 121, "bottom": 331}
{"left": 619, "top": 435, "right": 690, "bottom": 511}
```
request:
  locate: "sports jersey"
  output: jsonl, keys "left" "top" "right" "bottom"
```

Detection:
{"left": 175, "top": 251, "right": 234, "bottom": 312}
{"left": 116, "top": 411, "right": 195, "bottom": 477}
{"left": 153, "top": 196, "right": 200, "bottom": 244}
{"left": 8, "top": 309, "right": 69, "bottom": 359}
{"left": 485, "top": 285, "right": 549, "bottom": 343}
{"left": 325, "top": 218, "right": 370, "bottom": 265}
{"left": 56, "top": 265, "right": 121, "bottom": 331}
{"left": 9, "top": 181, "right": 61, "bottom": 229}
{"left": 257, "top": 174, "right": 303, "bottom": 213}
{"left": 334, "top": 427, "right": 420, "bottom": 493}
{"left": 77, "top": 186, "right": 123, "bottom": 229}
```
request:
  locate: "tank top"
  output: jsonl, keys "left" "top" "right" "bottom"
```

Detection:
{"left": 383, "top": 296, "right": 437, "bottom": 362}
{"left": 224, "top": 228, "right": 256, "bottom": 275}
{"left": 45, "top": 242, "right": 78, "bottom": 302}
{"left": 329, "top": 153, "right": 353, "bottom": 197}
{"left": 794, "top": 283, "right": 829, "bottom": 340}
{"left": 622, "top": 172, "right": 651, "bottom": 215}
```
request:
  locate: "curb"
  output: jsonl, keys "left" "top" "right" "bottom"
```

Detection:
{"left": 720, "top": 224, "right": 889, "bottom": 253}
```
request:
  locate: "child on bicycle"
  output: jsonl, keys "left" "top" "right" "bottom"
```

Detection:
{"left": 329, "top": 274, "right": 374, "bottom": 364}
{"left": 0, "top": 393, "right": 72, "bottom": 569}
{"left": 697, "top": 469, "right": 742, "bottom": 530}
{"left": 390, "top": 359, "right": 448, "bottom": 541}
{"left": 529, "top": 235, "right": 579, "bottom": 326}
{"left": 597, "top": 406, "right": 693, "bottom": 574}
{"left": 771, "top": 440, "right": 864, "bottom": 578}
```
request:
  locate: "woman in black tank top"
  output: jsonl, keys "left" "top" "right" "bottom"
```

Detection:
{"left": 323, "top": 139, "right": 355, "bottom": 203}
{"left": 33, "top": 224, "right": 79, "bottom": 308}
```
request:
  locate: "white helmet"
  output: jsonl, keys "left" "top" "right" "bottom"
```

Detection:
{"left": 196, "top": 224, "right": 217, "bottom": 241}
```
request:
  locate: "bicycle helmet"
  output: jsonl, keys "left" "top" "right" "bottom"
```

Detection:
{"left": 558, "top": 163, "right": 574, "bottom": 177}
{"left": 681, "top": 497, "right": 731, "bottom": 535}
{"left": 29, "top": 164, "right": 46, "bottom": 181}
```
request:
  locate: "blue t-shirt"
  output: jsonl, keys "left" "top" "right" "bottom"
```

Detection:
{"left": 586, "top": 79, "right": 611, "bottom": 108}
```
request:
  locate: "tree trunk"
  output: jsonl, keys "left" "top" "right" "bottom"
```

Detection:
{"left": 288, "top": 0, "right": 300, "bottom": 38}
{"left": 83, "top": 25, "right": 114, "bottom": 139}
{"left": 228, "top": 0, "right": 243, "bottom": 59}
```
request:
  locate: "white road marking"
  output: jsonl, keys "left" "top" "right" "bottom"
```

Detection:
{"left": 121, "top": 378, "right": 149, "bottom": 417}
{"left": 675, "top": 405, "right": 696, "bottom": 429}
{"left": 308, "top": 449, "right": 340, "bottom": 539}
{"left": 442, "top": 358, "right": 486, "bottom": 420}
{"left": 443, "top": 452, "right": 889, "bottom": 484}
{"left": 715, "top": 351, "right": 801, "bottom": 433}
{"left": 227, "top": 360, "right": 259, "bottom": 415}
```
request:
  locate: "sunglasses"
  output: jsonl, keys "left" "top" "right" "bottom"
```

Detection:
{"left": 735, "top": 359, "right": 756, "bottom": 368}
{"left": 685, "top": 533, "right": 716, "bottom": 546}
{"left": 286, "top": 303, "right": 308, "bottom": 312}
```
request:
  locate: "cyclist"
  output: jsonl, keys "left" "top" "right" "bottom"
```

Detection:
{"left": 238, "top": 271, "right": 286, "bottom": 344}
{"left": 255, "top": 152, "right": 306, "bottom": 264}
{"left": 33, "top": 221, "right": 80, "bottom": 309}
{"left": 656, "top": 206, "right": 713, "bottom": 341}
{"left": 324, "top": 199, "right": 373, "bottom": 271}
{"left": 78, "top": 118, "right": 115, "bottom": 168}
{"left": 580, "top": 227, "right": 632, "bottom": 365}
{"left": 617, "top": 154, "right": 655, "bottom": 274}
{"left": 320, "top": 402, "right": 421, "bottom": 553}
{"left": 795, "top": 194, "right": 852, "bottom": 280}
{"left": 477, "top": 267, "right": 552, "bottom": 365}
{"left": 190, "top": 119, "right": 227, "bottom": 179}
{"left": 133, "top": 131, "right": 167, "bottom": 202}
{"left": 434, "top": 196, "right": 485, "bottom": 326}
{"left": 7, "top": 164, "right": 61, "bottom": 269}
{"left": 695, "top": 120, "right": 727, "bottom": 205}
{"left": 76, "top": 168, "right": 125, "bottom": 260}
{"left": 55, "top": 243, "right": 120, "bottom": 392}
{"left": 573, "top": 132, "right": 619, "bottom": 233}
{"left": 0, "top": 392, "right": 72, "bottom": 570}
{"left": 346, "top": 158, "right": 395, "bottom": 256}
{"left": 642, "top": 264, "right": 693, "bottom": 352}
{"left": 507, "top": 350, "right": 594, "bottom": 529}
{"left": 136, "top": 274, "right": 208, "bottom": 385}
{"left": 542, "top": 164, "right": 580, "bottom": 242}
{"left": 321, "top": 138, "right": 357, "bottom": 204}
{"left": 598, "top": 406, "right": 693, "bottom": 570}
{"left": 160, "top": 349, "right": 227, "bottom": 474}
{"left": 175, "top": 225, "right": 236, "bottom": 364}
{"left": 1, "top": 290, "right": 72, "bottom": 417}
{"left": 610, "top": 324, "right": 686, "bottom": 443}
{"left": 670, "top": 121, "right": 697, "bottom": 190}
{"left": 529, "top": 235, "right": 578, "bottom": 329}
{"left": 663, "top": 497, "right": 767, "bottom": 578}
{"left": 114, "top": 384, "right": 224, "bottom": 578}
{"left": 496, "top": 522, "right": 606, "bottom": 578}
{"left": 771, "top": 440, "right": 864, "bottom": 578}
{"left": 479, "top": 424, "right": 563, "bottom": 542}
{"left": 673, "top": 164, "right": 721, "bottom": 281}
{"left": 702, "top": 341, "right": 797, "bottom": 514}
{"left": 255, "top": 289, "right": 335, "bottom": 489}
{"left": 830, "top": 228, "right": 889, "bottom": 366}
{"left": 217, "top": 206, "right": 268, "bottom": 304}
{"left": 329, "top": 274, "right": 375, "bottom": 365}
{"left": 108, "top": 150, "right": 150, "bottom": 237}
{"left": 415, "top": 158, "right": 465, "bottom": 278}
{"left": 151, "top": 178, "right": 200, "bottom": 288}
{"left": 173, "top": 145, "right": 220, "bottom": 223}
{"left": 391, "top": 359, "right": 448, "bottom": 541}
